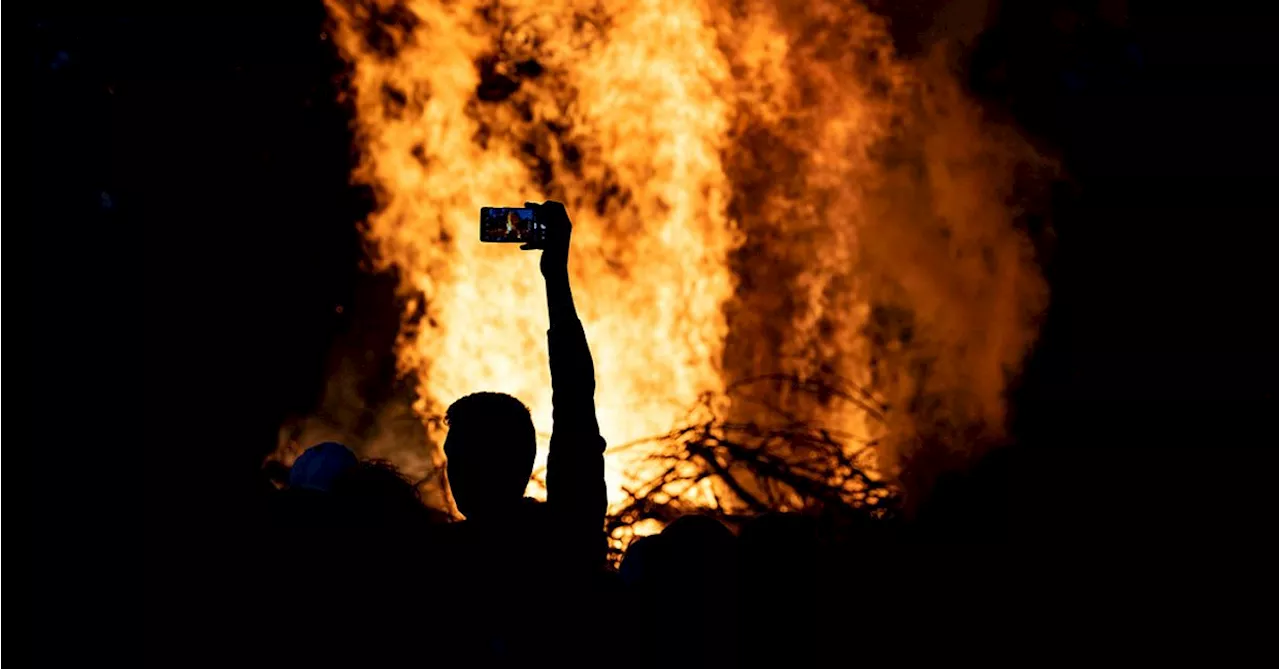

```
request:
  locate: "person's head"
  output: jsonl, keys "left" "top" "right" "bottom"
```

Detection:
{"left": 620, "top": 516, "right": 737, "bottom": 594}
{"left": 288, "top": 441, "right": 358, "bottom": 492}
{"left": 619, "top": 534, "right": 664, "bottom": 589}
{"left": 443, "top": 392, "right": 537, "bottom": 520}
{"left": 332, "top": 459, "right": 431, "bottom": 527}
{"left": 622, "top": 516, "right": 738, "bottom": 664}
{"left": 660, "top": 515, "right": 737, "bottom": 586}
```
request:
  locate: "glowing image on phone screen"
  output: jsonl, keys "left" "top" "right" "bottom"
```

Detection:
{"left": 481, "top": 207, "right": 538, "bottom": 243}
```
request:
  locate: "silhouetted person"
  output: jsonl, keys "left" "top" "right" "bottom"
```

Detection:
{"left": 268, "top": 451, "right": 451, "bottom": 667}
{"left": 290, "top": 441, "right": 359, "bottom": 491}
{"left": 271, "top": 441, "right": 359, "bottom": 528}
{"left": 619, "top": 515, "right": 738, "bottom": 667}
{"left": 736, "top": 513, "right": 821, "bottom": 667}
{"left": 618, "top": 533, "right": 663, "bottom": 588}
{"left": 332, "top": 458, "right": 448, "bottom": 527}
{"left": 440, "top": 200, "right": 608, "bottom": 663}
{"left": 442, "top": 392, "right": 537, "bottom": 521}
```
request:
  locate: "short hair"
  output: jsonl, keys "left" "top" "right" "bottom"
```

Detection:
{"left": 443, "top": 392, "right": 537, "bottom": 517}
{"left": 445, "top": 391, "right": 532, "bottom": 429}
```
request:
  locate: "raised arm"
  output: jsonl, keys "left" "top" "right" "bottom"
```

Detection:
{"left": 523, "top": 201, "right": 607, "bottom": 569}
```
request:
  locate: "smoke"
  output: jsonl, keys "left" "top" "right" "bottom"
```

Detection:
{"left": 716, "top": 0, "right": 1053, "bottom": 503}
{"left": 851, "top": 51, "right": 1052, "bottom": 502}
{"left": 268, "top": 277, "right": 452, "bottom": 509}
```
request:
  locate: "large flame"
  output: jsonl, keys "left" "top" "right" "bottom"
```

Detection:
{"left": 320, "top": 0, "right": 1049, "bottom": 513}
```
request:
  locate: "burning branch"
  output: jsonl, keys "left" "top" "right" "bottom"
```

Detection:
{"left": 601, "top": 374, "right": 897, "bottom": 558}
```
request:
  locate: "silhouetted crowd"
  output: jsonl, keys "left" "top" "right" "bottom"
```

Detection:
{"left": 201, "top": 202, "right": 1009, "bottom": 668}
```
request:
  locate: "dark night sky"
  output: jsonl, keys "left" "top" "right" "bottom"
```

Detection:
{"left": 22, "top": 1, "right": 1275, "bottom": 659}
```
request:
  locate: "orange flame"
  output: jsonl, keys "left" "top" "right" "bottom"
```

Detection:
{"left": 322, "top": 0, "right": 1049, "bottom": 515}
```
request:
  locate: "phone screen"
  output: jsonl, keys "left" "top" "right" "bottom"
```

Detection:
{"left": 480, "top": 207, "right": 543, "bottom": 243}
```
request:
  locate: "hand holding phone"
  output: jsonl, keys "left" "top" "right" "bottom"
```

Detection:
{"left": 519, "top": 201, "right": 571, "bottom": 276}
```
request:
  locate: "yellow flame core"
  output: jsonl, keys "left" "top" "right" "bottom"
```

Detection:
{"left": 326, "top": 0, "right": 1049, "bottom": 512}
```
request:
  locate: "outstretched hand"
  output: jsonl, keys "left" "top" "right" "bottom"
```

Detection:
{"left": 520, "top": 200, "right": 571, "bottom": 277}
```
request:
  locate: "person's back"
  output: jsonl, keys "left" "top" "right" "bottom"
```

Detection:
{"left": 736, "top": 513, "right": 821, "bottom": 667}
{"left": 439, "top": 201, "right": 608, "bottom": 664}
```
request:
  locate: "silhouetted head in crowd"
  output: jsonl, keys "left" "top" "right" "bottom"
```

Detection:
{"left": 289, "top": 441, "right": 358, "bottom": 492}
{"left": 618, "top": 534, "right": 663, "bottom": 588}
{"left": 332, "top": 459, "right": 434, "bottom": 527}
{"left": 620, "top": 516, "right": 739, "bottom": 667}
{"left": 272, "top": 442, "right": 359, "bottom": 527}
{"left": 661, "top": 514, "right": 737, "bottom": 571}
{"left": 620, "top": 515, "right": 736, "bottom": 595}
{"left": 443, "top": 392, "right": 537, "bottom": 521}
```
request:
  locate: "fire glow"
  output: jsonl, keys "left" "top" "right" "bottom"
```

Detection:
{"left": 322, "top": 0, "right": 1048, "bottom": 516}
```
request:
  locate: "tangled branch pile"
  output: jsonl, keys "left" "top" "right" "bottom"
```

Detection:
{"left": 585, "top": 375, "right": 899, "bottom": 557}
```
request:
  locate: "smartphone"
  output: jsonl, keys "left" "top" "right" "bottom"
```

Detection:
{"left": 480, "top": 206, "right": 544, "bottom": 244}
